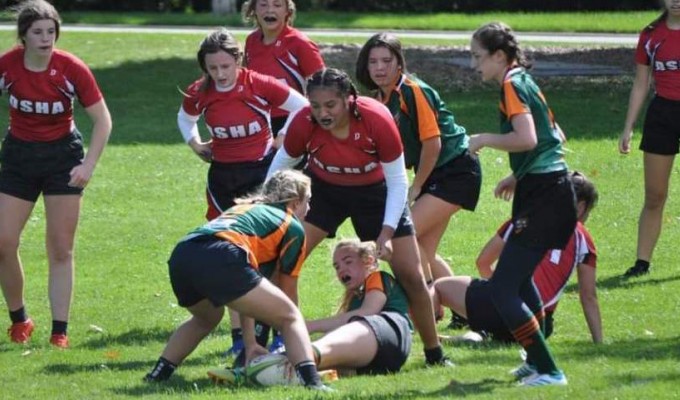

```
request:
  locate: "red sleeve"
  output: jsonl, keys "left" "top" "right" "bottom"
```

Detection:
{"left": 282, "top": 108, "right": 311, "bottom": 158}
{"left": 0, "top": 49, "right": 19, "bottom": 96}
{"left": 243, "top": 33, "right": 255, "bottom": 68}
{"left": 293, "top": 32, "right": 325, "bottom": 77}
{"left": 634, "top": 29, "right": 651, "bottom": 66}
{"left": 66, "top": 53, "right": 103, "bottom": 108}
{"left": 580, "top": 226, "right": 597, "bottom": 269}
{"left": 180, "top": 79, "right": 203, "bottom": 117}
{"left": 250, "top": 70, "right": 291, "bottom": 107}
{"left": 0, "top": 48, "right": 12, "bottom": 75}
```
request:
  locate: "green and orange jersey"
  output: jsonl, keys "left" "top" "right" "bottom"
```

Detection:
{"left": 184, "top": 202, "right": 306, "bottom": 279}
{"left": 499, "top": 67, "right": 567, "bottom": 179}
{"left": 348, "top": 270, "right": 411, "bottom": 324}
{"left": 379, "top": 73, "right": 468, "bottom": 170}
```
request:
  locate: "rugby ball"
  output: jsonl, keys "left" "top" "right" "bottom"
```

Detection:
{"left": 247, "top": 353, "right": 302, "bottom": 387}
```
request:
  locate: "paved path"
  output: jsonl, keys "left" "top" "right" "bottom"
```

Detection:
{"left": 0, "top": 24, "right": 634, "bottom": 76}
{"left": 0, "top": 23, "right": 639, "bottom": 45}
{"left": 449, "top": 57, "right": 626, "bottom": 76}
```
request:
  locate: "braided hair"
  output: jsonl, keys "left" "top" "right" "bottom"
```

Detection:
{"left": 472, "top": 22, "right": 532, "bottom": 70}
{"left": 235, "top": 169, "right": 311, "bottom": 206}
{"left": 306, "top": 68, "right": 362, "bottom": 121}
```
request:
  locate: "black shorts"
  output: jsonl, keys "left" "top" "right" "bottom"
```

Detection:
{"left": 465, "top": 279, "right": 514, "bottom": 342}
{"left": 510, "top": 170, "right": 577, "bottom": 251}
{"left": 0, "top": 131, "right": 84, "bottom": 202}
{"left": 168, "top": 236, "right": 262, "bottom": 308}
{"left": 271, "top": 116, "right": 287, "bottom": 139}
{"left": 350, "top": 311, "right": 412, "bottom": 375}
{"left": 305, "top": 175, "right": 415, "bottom": 240}
{"left": 466, "top": 279, "right": 555, "bottom": 342}
{"left": 206, "top": 151, "right": 274, "bottom": 220}
{"left": 640, "top": 96, "right": 680, "bottom": 155}
{"left": 420, "top": 150, "right": 482, "bottom": 211}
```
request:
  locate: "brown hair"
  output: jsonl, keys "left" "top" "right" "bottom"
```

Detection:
{"left": 472, "top": 21, "right": 532, "bottom": 69}
{"left": 13, "top": 0, "right": 61, "bottom": 45}
{"left": 241, "top": 0, "right": 296, "bottom": 27}
{"left": 570, "top": 171, "right": 598, "bottom": 213}
{"left": 196, "top": 28, "right": 242, "bottom": 91}
{"left": 355, "top": 32, "right": 406, "bottom": 91}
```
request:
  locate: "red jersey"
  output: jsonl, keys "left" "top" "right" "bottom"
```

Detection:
{"left": 635, "top": 20, "right": 680, "bottom": 100}
{"left": 244, "top": 25, "right": 324, "bottom": 118}
{"left": 181, "top": 69, "right": 291, "bottom": 163}
{"left": 283, "top": 96, "right": 403, "bottom": 186}
{"left": 498, "top": 221, "right": 597, "bottom": 312}
{"left": 0, "top": 47, "right": 102, "bottom": 142}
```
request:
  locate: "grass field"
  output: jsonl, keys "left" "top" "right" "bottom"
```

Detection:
{"left": 0, "top": 10, "right": 661, "bottom": 34}
{"left": 0, "top": 27, "right": 678, "bottom": 400}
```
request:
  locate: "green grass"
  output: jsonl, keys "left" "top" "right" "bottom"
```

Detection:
{"left": 0, "top": 30, "right": 679, "bottom": 399}
{"left": 281, "top": 10, "right": 658, "bottom": 33}
{"left": 0, "top": 10, "right": 662, "bottom": 34}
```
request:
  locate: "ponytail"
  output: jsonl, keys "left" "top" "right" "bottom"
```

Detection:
{"left": 644, "top": 11, "right": 668, "bottom": 33}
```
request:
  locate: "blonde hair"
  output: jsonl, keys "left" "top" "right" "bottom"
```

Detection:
{"left": 334, "top": 239, "right": 380, "bottom": 313}
{"left": 241, "top": 0, "right": 297, "bottom": 27}
{"left": 235, "top": 169, "right": 310, "bottom": 205}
